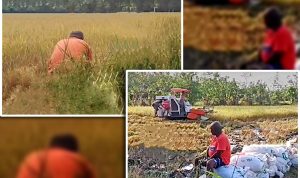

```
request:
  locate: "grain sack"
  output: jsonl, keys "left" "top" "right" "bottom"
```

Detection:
{"left": 214, "top": 165, "right": 247, "bottom": 178}
{"left": 274, "top": 147, "right": 290, "bottom": 160}
{"left": 267, "top": 155, "right": 277, "bottom": 166}
{"left": 230, "top": 154, "right": 267, "bottom": 172}
{"left": 244, "top": 169, "right": 256, "bottom": 178}
{"left": 256, "top": 171, "right": 269, "bottom": 178}
{"left": 291, "top": 154, "right": 298, "bottom": 166}
{"left": 275, "top": 171, "right": 284, "bottom": 178}
{"left": 267, "top": 165, "right": 277, "bottom": 177}
{"left": 242, "top": 145, "right": 285, "bottom": 156}
{"left": 276, "top": 157, "right": 289, "bottom": 173}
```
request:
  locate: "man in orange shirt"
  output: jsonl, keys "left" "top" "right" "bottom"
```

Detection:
{"left": 206, "top": 121, "right": 231, "bottom": 172}
{"left": 260, "top": 7, "right": 296, "bottom": 69}
{"left": 48, "top": 31, "right": 93, "bottom": 74}
{"left": 16, "top": 134, "right": 96, "bottom": 178}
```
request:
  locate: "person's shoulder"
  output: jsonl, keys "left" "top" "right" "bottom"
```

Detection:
{"left": 218, "top": 133, "right": 229, "bottom": 140}
{"left": 278, "top": 26, "right": 292, "bottom": 35}
{"left": 56, "top": 39, "right": 69, "bottom": 46}
{"left": 69, "top": 38, "right": 90, "bottom": 47}
{"left": 79, "top": 39, "right": 90, "bottom": 46}
{"left": 23, "top": 150, "right": 45, "bottom": 163}
{"left": 54, "top": 149, "right": 86, "bottom": 160}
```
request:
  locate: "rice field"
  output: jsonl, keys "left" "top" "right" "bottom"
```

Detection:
{"left": 0, "top": 118, "right": 124, "bottom": 178}
{"left": 128, "top": 105, "right": 298, "bottom": 121}
{"left": 3, "top": 13, "right": 181, "bottom": 114}
{"left": 128, "top": 105, "right": 298, "bottom": 177}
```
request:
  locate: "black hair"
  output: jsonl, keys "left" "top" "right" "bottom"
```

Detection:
{"left": 69, "top": 31, "right": 84, "bottom": 40}
{"left": 50, "top": 134, "right": 79, "bottom": 152}
{"left": 264, "top": 7, "right": 283, "bottom": 30}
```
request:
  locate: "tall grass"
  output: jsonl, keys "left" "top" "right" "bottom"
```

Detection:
{"left": 47, "top": 62, "right": 122, "bottom": 114}
{"left": 3, "top": 13, "right": 180, "bottom": 114}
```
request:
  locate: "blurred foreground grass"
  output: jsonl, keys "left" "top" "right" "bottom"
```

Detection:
{"left": 0, "top": 118, "right": 124, "bottom": 178}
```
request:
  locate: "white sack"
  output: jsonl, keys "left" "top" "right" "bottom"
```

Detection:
{"left": 230, "top": 154, "right": 266, "bottom": 172}
{"left": 214, "top": 165, "right": 247, "bottom": 178}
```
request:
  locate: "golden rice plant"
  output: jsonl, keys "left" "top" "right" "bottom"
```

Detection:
{"left": 3, "top": 13, "right": 180, "bottom": 114}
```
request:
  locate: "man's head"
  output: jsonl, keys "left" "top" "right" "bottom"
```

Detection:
{"left": 264, "top": 7, "right": 283, "bottom": 30}
{"left": 69, "top": 31, "right": 84, "bottom": 40}
{"left": 50, "top": 134, "right": 79, "bottom": 152}
{"left": 209, "top": 121, "right": 223, "bottom": 136}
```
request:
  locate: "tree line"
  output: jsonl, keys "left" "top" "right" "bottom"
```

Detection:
{"left": 128, "top": 72, "right": 298, "bottom": 106}
{"left": 3, "top": 0, "right": 181, "bottom": 13}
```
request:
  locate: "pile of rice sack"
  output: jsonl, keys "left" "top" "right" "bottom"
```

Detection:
{"left": 214, "top": 139, "right": 298, "bottom": 178}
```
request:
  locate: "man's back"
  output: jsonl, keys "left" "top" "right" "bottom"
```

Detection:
{"left": 17, "top": 148, "right": 95, "bottom": 178}
{"left": 209, "top": 133, "right": 231, "bottom": 165}
{"left": 262, "top": 26, "right": 296, "bottom": 69}
{"left": 48, "top": 37, "right": 92, "bottom": 73}
{"left": 275, "top": 26, "right": 296, "bottom": 69}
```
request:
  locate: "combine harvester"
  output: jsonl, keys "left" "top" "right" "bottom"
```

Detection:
{"left": 152, "top": 88, "right": 212, "bottom": 121}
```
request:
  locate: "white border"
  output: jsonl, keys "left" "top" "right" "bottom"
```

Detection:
{"left": 2, "top": 114, "right": 123, "bottom": 118}
{"left": 125, "top": 71, "right": 129, "bottom": 177}
{"left": 125, "top": 69, "right": 299, "bottom": 178}
{"left": 297, "top": 70, "right": 300, "bottom": 174}
{"left": 0, "top": 0, "right": 3, "bottom": 116}
{"left": 181, "top": 0, "right": 184, "bottom": 70}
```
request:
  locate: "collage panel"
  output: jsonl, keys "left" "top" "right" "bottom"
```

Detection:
{"left": 2, "top": 0, "right": 300, "bottom": 178}
{"left": 2, "top": 0, "right": 181, "bottom": 115}
{"left": 184, "top": 0, "right": 300, "bottom": 70}
{"left": 127, "top": 71, "right": 298, "bottom": 178}
{"left": 0, "top": 118, "right": 125, "bottom": 178}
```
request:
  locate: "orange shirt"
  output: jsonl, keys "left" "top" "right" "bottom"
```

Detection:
{"left": 48, "top": 37, "right": 93, "bottom": 73}
{"left": 208, "top": 133, "right": 231, "bottom": 165}
{"left": 16, "top": 148, "right": 96, "bottom": 178}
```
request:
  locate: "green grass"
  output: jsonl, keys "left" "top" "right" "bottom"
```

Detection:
{"left": 128, "top": 105, "right": 298, "bottom": 121}
{"left": 47, "top": 62, "right": 121, "bottom": 114}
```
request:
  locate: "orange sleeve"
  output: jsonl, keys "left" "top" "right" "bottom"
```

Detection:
{"left": 48, "top": 42, "right": 65, "bottom": 74}
{"left": 16, "top": 153, "right": 40, "bottom": 178}
{"left": 79, "top": 157, "right": 97, "bottom": 178}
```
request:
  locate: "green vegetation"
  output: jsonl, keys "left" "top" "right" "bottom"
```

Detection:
{"left": 3, "top": 0, "right": 181, "bottom": 13}
{"left": 128, "top": 72, "right": 298, "bottom": 106}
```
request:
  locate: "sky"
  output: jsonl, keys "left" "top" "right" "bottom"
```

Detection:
{"left": 204, "top": 72, "right": 297, "bottom": 88}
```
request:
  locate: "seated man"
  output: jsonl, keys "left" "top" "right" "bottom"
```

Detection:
{"left": 206, "top": 121, "right": 231, "bottom": 172}
{"left": 17, "top": 134, "right": 96, "bottom": 178}
{"left": 260, "top": 7, "right": 296, "bottom": 69}
{"left": 48, "top": 31, "right": 93, "bottom": 74}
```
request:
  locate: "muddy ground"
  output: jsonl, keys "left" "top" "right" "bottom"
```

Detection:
{"left": 128, "top": 117, "right": 298, "bottom": 178}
